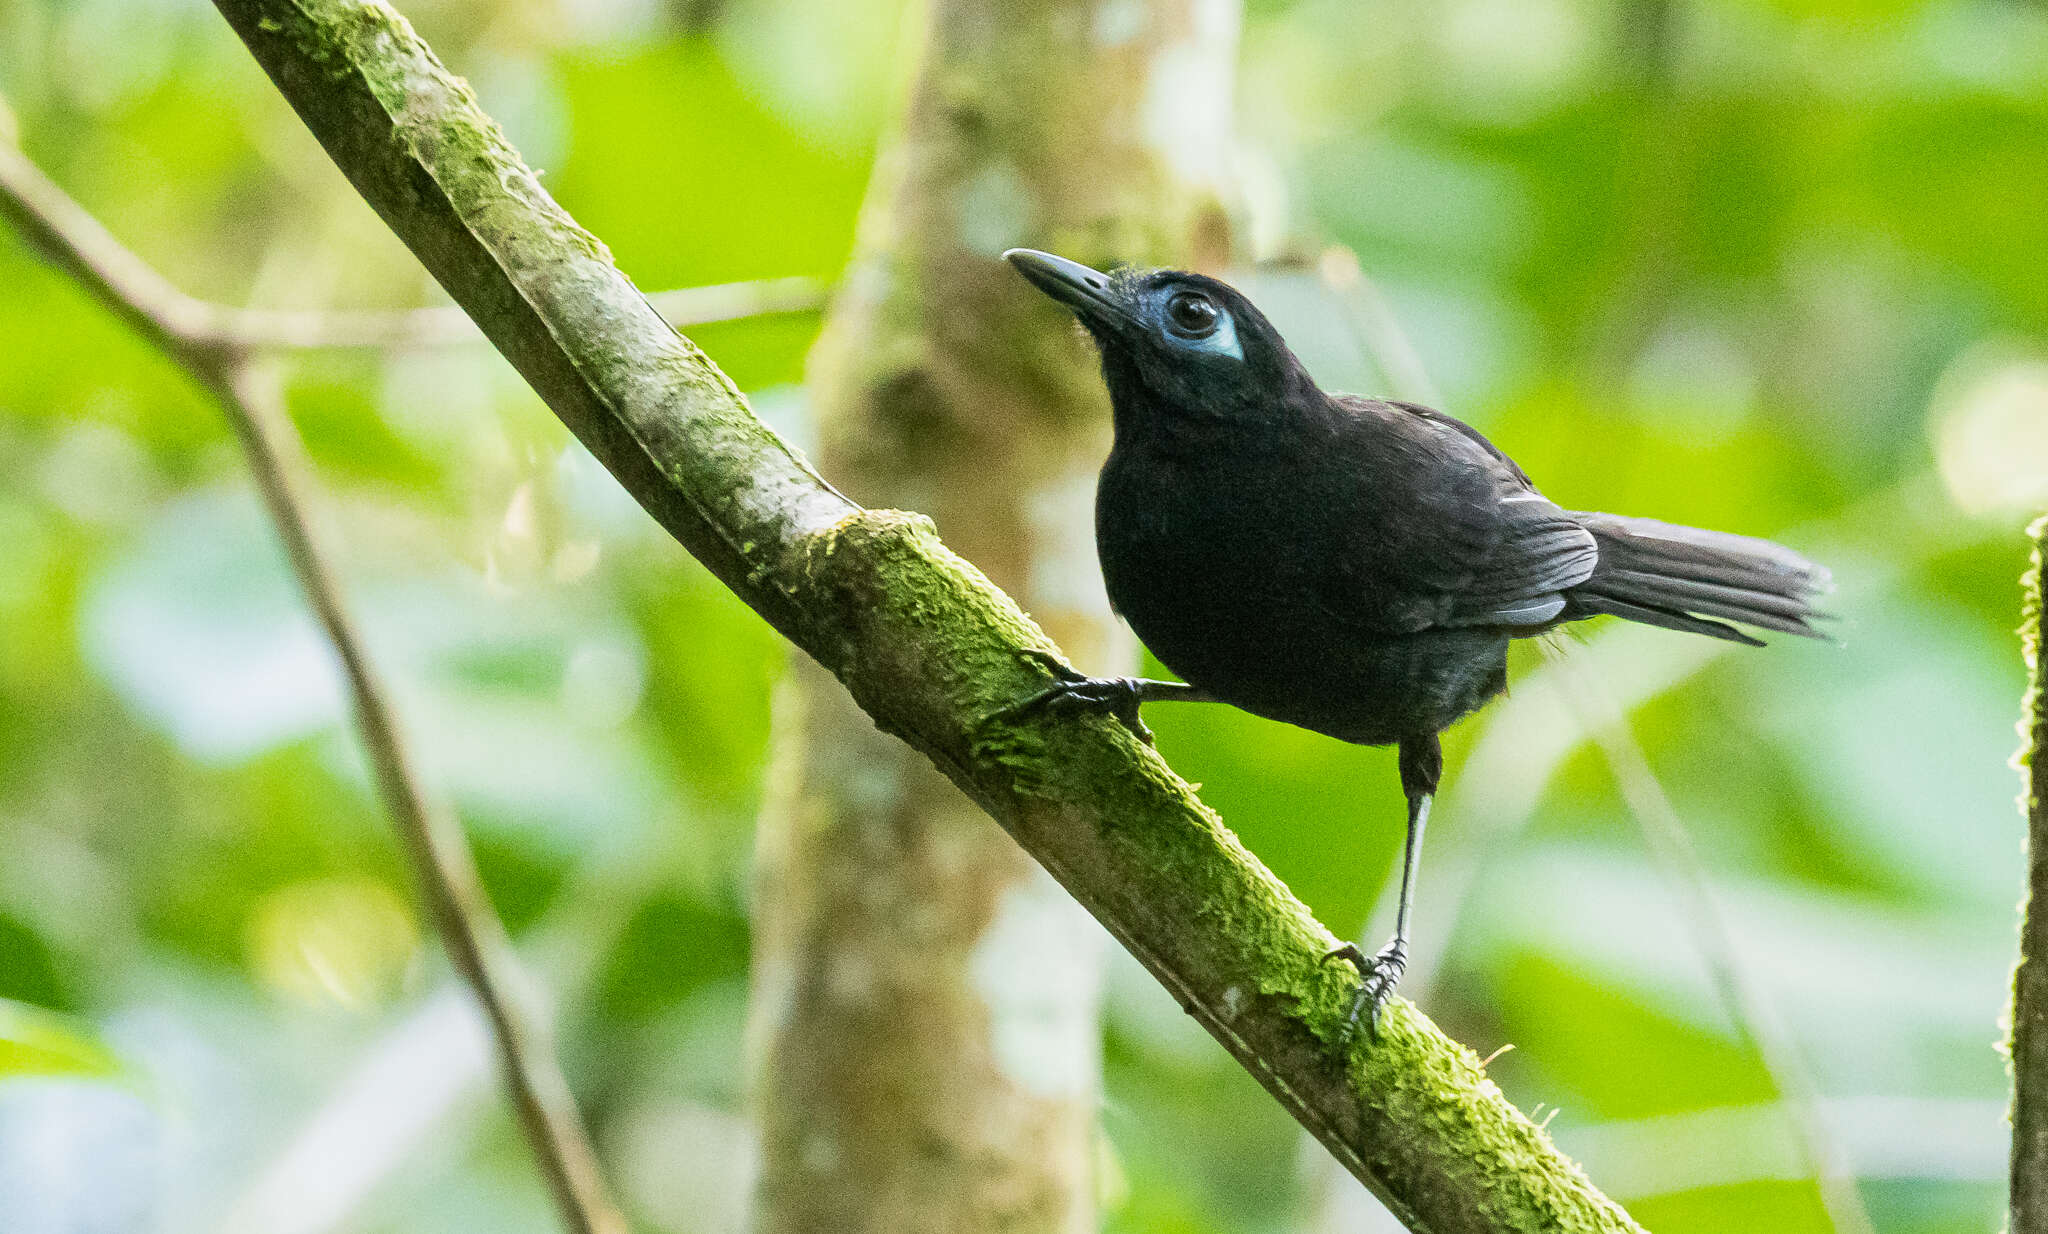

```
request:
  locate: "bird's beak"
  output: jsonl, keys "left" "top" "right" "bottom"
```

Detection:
{"left": 1004, "top": 249, "right": 1134, "bottom": 334}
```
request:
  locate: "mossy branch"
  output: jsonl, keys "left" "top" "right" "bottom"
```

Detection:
{"left": 2011, "top": 515, "right": 2048, "bottom": 1231}
{"left": 206, "top": 0, "right": 1643, "bottom": 1228}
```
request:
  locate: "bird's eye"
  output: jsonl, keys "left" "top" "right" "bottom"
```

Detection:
{"left": 1165, "top": 291, "right": 1220, "bottom": 338}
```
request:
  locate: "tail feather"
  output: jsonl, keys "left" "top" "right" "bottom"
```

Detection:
{"left": 1568, "top": 593, "right": 1767, "bottom": 647}
{"left": 1588, "top": 569, "right": 1819, "bottom": 632}
{"left": 1567, "top": 513, "right": 1832, "bottom": 645}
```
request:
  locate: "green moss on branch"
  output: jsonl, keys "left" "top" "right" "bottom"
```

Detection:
{"left": 208, "top": 1, "right": 1644, "bottom": 1228}
{"left": 784, "top": 507, "right": 1636, "bottom": 1230}
{"left": 2011, "top": 515, "right": 2048, "bottom": 1233}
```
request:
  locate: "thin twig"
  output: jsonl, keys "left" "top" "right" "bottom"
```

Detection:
{"left": 0, "top": 141, "right": 627, "bottom": 1234}
{"left": 1318, "top": 243, "right": 1873, "bottom": 1234}
{"left": 1402, "top": 470, "right": 1955, "bottom": 1004}
{"left": 1316, "top": 246, "right": 1443, "bottom": 409}
{"left": 0, "top": 149, "right": 820, "bottom": 351}
{"left": 2009, "top": 514, "right": 2048, "bottom": 1231}
{"left": 200, "top": 277, "right": 827, "bottom": 349}
{"left": 1549, "top": 652, "right": 1876, "bottom": 1234}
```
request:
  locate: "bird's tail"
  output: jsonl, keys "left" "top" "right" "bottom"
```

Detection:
{"left": 1564, "top": 513, "right": 1832, "bottom": 647}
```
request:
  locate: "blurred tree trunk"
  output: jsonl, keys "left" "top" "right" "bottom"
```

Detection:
{"left": 746, "top": 2, "right": 1239, "bottom": 1230}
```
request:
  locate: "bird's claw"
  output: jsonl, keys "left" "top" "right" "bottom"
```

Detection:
{"left": 1323, "top": 938, "right": 1407, "bottom": 1044}
{"left": 991, "top": 649, "right": 1155, "bottom": 745}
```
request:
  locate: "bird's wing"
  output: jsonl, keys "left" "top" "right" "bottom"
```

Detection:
{"left": 1323, "top": 396, "right": 1597, "bottom": 633}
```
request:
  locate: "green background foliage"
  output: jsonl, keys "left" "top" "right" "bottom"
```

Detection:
{"left": 2, "top": 0, "right": 2043, "bottom": 1230}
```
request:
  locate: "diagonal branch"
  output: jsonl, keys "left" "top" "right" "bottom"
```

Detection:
{"left": 0, "top": 142, "right": 627, "bottom": 1234}
{"left": 197, "top": 1, "right": 1647, "bottom": 1228}
{"left": 2011, "top": 514, "right": 2048, "bottom": 1232}
{"left": 1552, "top": 656, "right": 1873, "bottom": 1234}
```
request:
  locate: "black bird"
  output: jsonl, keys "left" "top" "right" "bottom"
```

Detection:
{"left": 1000, "top": 248, "right": 1830, "bottom": 1036}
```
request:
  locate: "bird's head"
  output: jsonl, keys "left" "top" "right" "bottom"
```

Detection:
{"left": 1004, "top": 249, "right": 1318, "bottom": 438}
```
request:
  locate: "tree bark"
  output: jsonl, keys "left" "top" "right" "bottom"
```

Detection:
{"left": 746, "top": 3, "right": 1237, "bottom": 1230}
{"left": 2012, "top": 514, "right": 2048, "bottom": 1232}
{"left": 203, "top": 2, "right": 1645, "bottom": 1228}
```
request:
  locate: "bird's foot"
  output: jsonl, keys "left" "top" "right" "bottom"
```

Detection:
{"left": 990, "top": 649, "right": 1155, "bottom": 744}
{"left": 1323, "top": 937, "right": 1407, "bottom": 1044}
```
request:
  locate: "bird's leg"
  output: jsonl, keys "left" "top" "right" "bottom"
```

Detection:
{"left": 1335, "top": 791, "right": 1428, "bottom": 1034}
{"left": 991, "top": 648, "right": 1212, "bottom": 745}
{"left": 1326, "top": 734, "right": 1442, "bottom": 1041}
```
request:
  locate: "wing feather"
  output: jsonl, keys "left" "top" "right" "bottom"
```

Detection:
{"left": 1323, "top": 396, "right": 1594, "bottom": 633}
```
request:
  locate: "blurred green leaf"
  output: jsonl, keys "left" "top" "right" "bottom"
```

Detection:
{"left": 0, "top": 1000, "right": 120, "bottom": 1080}
{"left": 80, "top": 489, "right": 345, "bottom": 762}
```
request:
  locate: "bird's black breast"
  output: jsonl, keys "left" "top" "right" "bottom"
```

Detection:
{"left": 1095, "top": 425, "right": 1512, "bottom": 747}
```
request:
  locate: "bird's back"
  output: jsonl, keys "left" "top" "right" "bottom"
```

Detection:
{"left": 1095, "top": 392, "right": 1828, "bottom": 747}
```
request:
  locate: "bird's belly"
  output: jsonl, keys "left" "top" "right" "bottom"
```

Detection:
{"left": 1106, "top": 544, "right": 1508, "bottom": 747}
